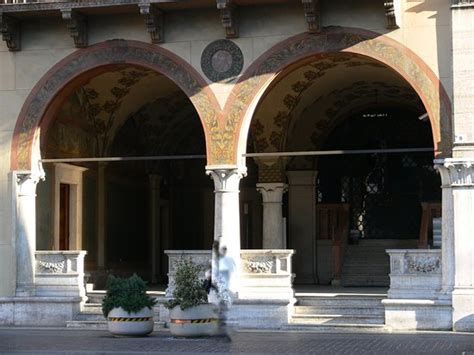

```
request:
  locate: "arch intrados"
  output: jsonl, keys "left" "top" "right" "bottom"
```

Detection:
{"left": 11, "top": 40, "right": 217, "bottom": 171}
{"left": 232, "top": 28, "right": 452, "bottom": 164}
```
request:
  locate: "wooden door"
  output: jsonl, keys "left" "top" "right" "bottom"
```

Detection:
{"left": 59, "top": 183, "right": 70, "bottom": 250}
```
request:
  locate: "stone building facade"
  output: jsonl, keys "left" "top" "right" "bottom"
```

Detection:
{"left": 0, "top": 0, "right": 473, "bottom": 332}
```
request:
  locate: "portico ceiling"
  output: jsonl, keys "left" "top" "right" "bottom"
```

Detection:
{"left": 45, "top": 65, "right": 198, "bottom": 159}
{"left": 249, "top": 53, "right": 425, "bottom": 154}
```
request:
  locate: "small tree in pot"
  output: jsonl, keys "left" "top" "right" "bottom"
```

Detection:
{"left": 166, "top": 258, "right": 218, "bottom": 337}
{"left": 102, "top": 274, "right": 157, "bottom": 336}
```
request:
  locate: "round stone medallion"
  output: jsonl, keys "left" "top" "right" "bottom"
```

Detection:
{"left": 201, "top": 39, "right": 244, "bottom": 82}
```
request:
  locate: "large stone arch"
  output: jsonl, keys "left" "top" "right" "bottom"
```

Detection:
{"left": 10, "top": 39, "right": 221, "bottom": 170}
{"left": 224, "top": 27, "right": 452, "bottom": 167}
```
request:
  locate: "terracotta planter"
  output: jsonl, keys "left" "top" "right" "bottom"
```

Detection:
{"left": 169, "top": 304, "right": 219, "bottom": 337}
{"left": 107, "top": 307, "right": 154, "bottom": 336}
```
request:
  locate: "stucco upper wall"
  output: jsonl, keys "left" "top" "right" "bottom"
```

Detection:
{"left": 0, "top": 1, "right": 452, "bottom": 100}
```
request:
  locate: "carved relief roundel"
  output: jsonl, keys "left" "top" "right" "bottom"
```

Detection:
{"left": 201, "top": 39, "right": 244, "bottom": 82}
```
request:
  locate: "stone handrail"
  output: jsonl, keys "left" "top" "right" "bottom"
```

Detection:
{"left": 386, "top": 249, "right": 442, "bottom": 299}
{"left": 164, "top": 249, "right": 295, "bottom": 300}
{"left": 35, "top": 251, "right": 87, "bottom": 300}
{"left": 35, "top": 250, "right": 86, "bottom": 274}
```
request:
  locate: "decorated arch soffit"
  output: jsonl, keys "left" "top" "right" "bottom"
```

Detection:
{"left": 225, "top": 26, "right": 452, "bottom": 165}
{"left": 11, "top": 40, "right": 221, "bottom": 170}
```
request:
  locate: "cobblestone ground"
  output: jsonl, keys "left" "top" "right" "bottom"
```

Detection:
{"left": 0, "top": 329, "right": 473, "bottom": 354}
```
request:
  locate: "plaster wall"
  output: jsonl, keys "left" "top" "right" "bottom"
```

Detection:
{"left": 0, "top": 0, "right": 453, "bottom": 296}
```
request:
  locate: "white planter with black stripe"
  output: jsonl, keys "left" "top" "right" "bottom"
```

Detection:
{"left": 169, "top": 304, "right": 219, "bottom": 337}
{"left": 107, "top": 307, "right": 154, "bottom": 336}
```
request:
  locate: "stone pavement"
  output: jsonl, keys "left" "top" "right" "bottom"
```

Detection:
{"left": 0, "top": 328, "right": 473, "bottom": 354}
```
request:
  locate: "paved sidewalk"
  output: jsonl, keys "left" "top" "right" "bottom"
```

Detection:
{"left": 0, "top": 328, "right": 473, "bottom": 354}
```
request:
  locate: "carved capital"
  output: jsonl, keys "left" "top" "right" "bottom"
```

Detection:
{"left": 15, "top": 171, "right": 44, "bottom": 197}
{"left": 256, "top": 183, "right": 288, "bottom": 204}
{"left": 435, "top": 159, "right": 474, "bottom": 188}
{"left": 216, "top": 0, "right": 238, "bottom": 39}
{"left": 206, "top": 168, "right": 246, "bottom": 192}
{"left": 301, "top": 0, "right": 321, "bottom": 33}
{"left": 61, "top": 9, "right": 88, "bottom": 48}
{"left": 139, "top": 3, "right": 164, "bottom": 44}
{"left": 0, "top": 14, "right": 21, "bottom": 51}
{"left": 384, "top": 1, "right": 399, "bottom": 29}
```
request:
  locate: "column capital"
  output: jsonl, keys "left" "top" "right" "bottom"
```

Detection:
{"left": 14, "top": 171, "right": 44, "bottom": 196}
{"left": 206, "top": 167, "right": 247, "bottom": 192}
{"left": 434, "top": 158, "right": 474, "bottom": 188}
{"left": 256, "top": 182, "right": 288, "bottom": 203}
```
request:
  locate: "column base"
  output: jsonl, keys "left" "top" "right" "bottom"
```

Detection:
{"left": 0, "top": 296, "right": 82, "bottom": 326}
{"left": 452, "top": 288, "right": 474, "bottom": 332}
{"left": 15, "top": 285, "right": 35, "bottom": 297}
{"left": 382, "top": 299, "right": 452, "bottom": 331}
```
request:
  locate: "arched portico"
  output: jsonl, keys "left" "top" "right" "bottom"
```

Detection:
{"left": 224, "top": 27, "right": 452, "bottom": 167}
{"left": 9, "top": 40, "right": 232, "bottom": 298}
{"left": 10, "top": 40, "right": 221, "bottom": 171}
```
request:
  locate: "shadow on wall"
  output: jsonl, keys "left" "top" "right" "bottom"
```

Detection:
{"left": 405, "top": 0, "right": 453, "bottom": 152}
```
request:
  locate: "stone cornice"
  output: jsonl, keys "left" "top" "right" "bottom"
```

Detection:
{"left": 452, "top": 0, "right": 474, "bottom": 7}
{"left": 452, "top": 0, "right": 474, "bottom": 8}
{"left": 434, "top": 159, "right": 474, "bottom": 188}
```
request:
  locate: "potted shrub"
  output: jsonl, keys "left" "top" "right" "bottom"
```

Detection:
{"left": 102, "top": 274, "right": 157, "bottom": 336}
{"left": 166, "top": 258, "right": 219, "bottom": 337}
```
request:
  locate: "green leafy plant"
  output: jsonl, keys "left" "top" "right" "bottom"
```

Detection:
{"left": 165, "top": 258, "right": 208, "bottom": 310}
{"left": 102, "top": 274, "right": 157, "bottom": 317}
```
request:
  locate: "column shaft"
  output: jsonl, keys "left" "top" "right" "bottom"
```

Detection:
{"left": 14, "top": 172, "right": 41, "bottom": 296}
{"left": 207, "top": 168, "right": 245, "bottom": 294}
{"left": 149, "top": 175, "right": 161, "bottom": 284}
{"left": 97, "top": 163, "right": 107, "bottom": 270}
{"left": 436, "top": 159, "right": 474, "bottom": 332}
{"left": 257, "top": 183, "right": 287, "bottom": 249}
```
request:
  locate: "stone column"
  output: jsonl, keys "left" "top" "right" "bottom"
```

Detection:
{"left": 435, "top": 159, "right": 474, "bottom": 332}
{"left": 14, "top": 171, "right": 42, "bottom": 296}
{"left": 287, "top": 171, "right": 318, "bottom": 284}
{"left": 96, "top": 162, "right": 107, "bottom": 270}
{"left": 256, "top": 183, "right": 288, "bottom": 249}
{"left": 149, "top": 175, "right": 162, "bottom": 284}
{"left": 207, "top": 168, "right": 246, "bottom": 294}
{"left": 447, "top": 2, "right": 474, "bottom": 332}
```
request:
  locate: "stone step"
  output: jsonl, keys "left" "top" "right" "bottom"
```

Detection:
{"left": 81, "top": 303, "right": 103, "bottom": 313}
{"left": 294, "top": 306, "right": 384, "bottom": 316}
{"left": 282, "top": 323, "right": 387, "bottom": 333}
{"left": 66, "top": 320, "right": 107, "bottom": 329}
{"left": 290, "top": 314, "right": 385, "bottom": 325}
{"left": 341, "top": 266, "right": 390, "bottom": 271}
{"left": 66, "top": 320, "right": 166, "bottom": 330}
{"left": 87, "top": 291, "right": 166, "bottom": 304}
{"left": 297, "top": 296, "right": 384, "bottom": 308}
{"left": 341, "top": 280, "right": 389, "bottom": 287}
{"left": 355, "top": 239, "right": 417, "bottom": 247}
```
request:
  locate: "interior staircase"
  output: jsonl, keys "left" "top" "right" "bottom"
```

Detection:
{"left": 66, "top": 290, "right": 166, "bottom": 330}
{"left": 340, "top": 239, "right": 418, "bottom": 287}
{"left": 285, "top": 290, "right": 387, "bottom": 332}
